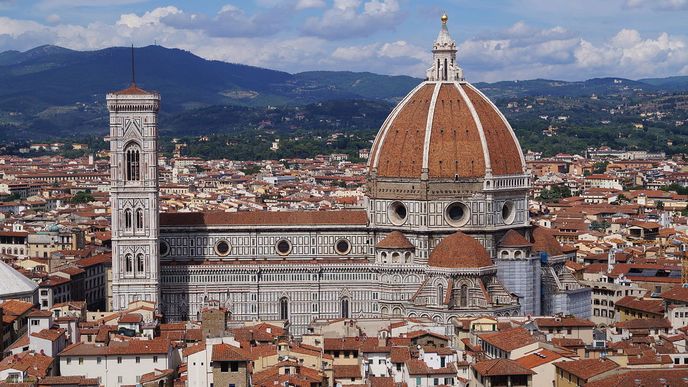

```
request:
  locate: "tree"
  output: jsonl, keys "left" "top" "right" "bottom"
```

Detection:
{"left": 614, "top": 193, "right": 629, "bottom": 205}
{"left": 592, "top": 161, "right": 609, "bottom": 174}
{"left": 70, "top": 191, "right": 94, "bottom": 204}
{"left": 656, "top": 200, "right": 665, "bottom": 210}
{"left": 590, "top": 220, "right": 610, "bottom": 232}
{"left": 538, "top": 185, "right": 572, "bottom": 202}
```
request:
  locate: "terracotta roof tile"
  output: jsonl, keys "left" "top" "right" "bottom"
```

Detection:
{"left": 211, "top": 343, "right": 249, "bottom": 362}
{"left": 515, "top": 348, "right": 563, "bottom": 369}
{"left": 428, "top": 231, "right": 493, "bottom": 269}
{"left": 498, "top": 230, "right": 532, "bottom": 248}
{"left": 584, "top": 368, "right": 688, "bottom": 387}
{"left": 554, "top": 358, "right": 619, "bottom": 380}
{"left": 615, "top": 296, "right": 665, "bottom": 315}
{"left": 531, "top": 226, "right": 564, "bottom": 256}
{"left": 479, "top": 327, "right": 538, "bottom": 352}
{"left": 535, "top": 317, "right": 595, "bottom": 328}
{"left": 333, "top": 365, "right": 362, "bottom": 379}
{"left": 375, "top": 231, "right": 414, "bottom": 249}
{"left": 474, "top": 359, "right": 534, "bottom": 376}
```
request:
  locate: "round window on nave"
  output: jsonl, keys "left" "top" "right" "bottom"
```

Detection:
{"left": 445, "top": 202, "right": 470, "bottom": 227}
{"left": 335, "top": 239, "right": 351, "bottom": 255}
{"left": 214, "top": 240, "right": 231, "bottom": 256}
{"left": 388, "top": 201, "right": 408, "bottom": 225}
{"left": 276, "top": 239, "right": 292, "bottom": 256}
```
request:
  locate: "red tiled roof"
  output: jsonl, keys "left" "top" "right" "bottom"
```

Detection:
{"left": 0, "top": 299, "right": 34, "bottom": 317}
{"left": 584, "top": 368, "right": 688, "bottom": 387}
{"left": 111, "top": 83, "right": 153, "bottom": 95}
{"left": 333, "top": 364, "right": 362, "bottom": 379}
{"left": 614, "top": 318, "right": 672, "bottom": 330}
{"left": 31, "top": 328, "right": 65, "bottom": 342}
{"left": 615, "top": 296, "right": 664, "bottom": 315}
{"left": 515, "top": 348, "right": 563, "bottom": 369}
{"left": 554, "top": 358, "right": 619, "bottom": 380}
{"left": 375, "top": 231, "right": 414, "bottom": 249}
{"left": 405, "top": 359, "right": 457, "bottom": 376}
{"left": 661, "top": 286, "right": 688, "bottom": 304}
{"left": 535, "top": 317, "right": 595, "bottom": 328}
{"left": 211, "top": 343, "right": 249, "bottom": 362}
{"left": 59, "top": 338, "right": 170, "bottom": 356}
{"left": 390, "top": 347, "right": 411, "bottom": 363}
{"left": 473, "top": 359, "right": 534, "bottom": 376}
{"left": 499, "top": 230, "right": 532, "bottom": 247}
{"left": 118, "top": 313, "right": 143, "bottom": 324}
{"left": 479, "top": 327, "right": 538, "bottom": 352}
{"left": 428, "top": 231, "right": 493, "bottom": 269}
{"left": 531, "top": 226, "right": 564, "bottom": 256}
{"left": 0, "top": 352, "right": 54, "bottom": 378}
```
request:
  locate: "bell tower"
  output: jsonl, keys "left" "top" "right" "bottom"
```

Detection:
{"left": 107, "top": 53, "right": 161, "bottom": 311}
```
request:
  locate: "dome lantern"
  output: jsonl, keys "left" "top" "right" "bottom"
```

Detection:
{"left": 427, "top": 13, "right": 464, "bottom": 82}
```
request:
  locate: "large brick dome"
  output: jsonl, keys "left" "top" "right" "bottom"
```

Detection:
{"left": 368, "top": 16, "right": 525, "bottom": 181}
{"left": 368, "top": 82, "right": 524, "bottom": 179}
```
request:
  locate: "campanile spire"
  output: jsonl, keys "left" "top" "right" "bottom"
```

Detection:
{"left": 427, "top": 13, "right": 464, "bottom": 82}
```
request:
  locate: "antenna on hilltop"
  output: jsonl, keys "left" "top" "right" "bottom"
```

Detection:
{"left": 131, "top": 44, "right": 136, "bottom": 86}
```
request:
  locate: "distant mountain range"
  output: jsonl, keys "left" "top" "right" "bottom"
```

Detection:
{"left": 1, "top": 44, "right": 687, "bottom": 142}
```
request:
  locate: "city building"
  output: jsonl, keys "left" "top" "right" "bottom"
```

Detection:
{"left": 108, "top": 15, "right": 590, "bottom": 335}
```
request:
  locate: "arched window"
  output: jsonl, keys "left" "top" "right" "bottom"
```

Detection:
{"left": 437, "top": 285, "right": 444, "bottom": 305}
{"left": 135, "top": 209, "right": 144, "bottom": 230}
{"left": 125, "top": 145, "right": 141, "bottom": 181}
{"left": 279, "top": 297, "right": 289, "bottom": 320}
{"left": 341, "top": 297, "right": 350, "bottom": 318}
{"left": 444, "top": 58, "right": 448, "bottom": 80}
{"left": 124, "top": 209, "right": 132, "bottom": 230}
{"left": 125, "top": 254, "right": 133, "bottom": 273}
{"left": 136, "top": 253, "right": 144, "bottom": 273}
{"left": 460, "top": 284, "right": 468, "bottom": 307}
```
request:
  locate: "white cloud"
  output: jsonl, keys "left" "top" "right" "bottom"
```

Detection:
{"left": 302, "top": 0, "right": 402, "bottom": 39}
{"left": 45, "top": 14, "right": 61, "bottom": 24}
{"left": 0, "top": 5, "right": 687, "bottom": 82}
{"left": 295, "top": 0, "right": 326, "bottom": 9}
{"left": 624, "top": 0, "right": 688, "bottom": 10}
{"left": 117, "top": 6, "right": 181, "bottom": 29}
{"left": 159, "top": 4, "right": 288, "bottom": 38}
{"left": 457, "top": 22, "right": 688, "bottom": 81}
{"left": 329, "top": 40, "right": 426, "bottom": 75}
{"left": 0, "top": 17, "right": 44, "bottom": 37}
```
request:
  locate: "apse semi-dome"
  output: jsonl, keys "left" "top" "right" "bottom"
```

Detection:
{"left": 368, "top": 16, "right": 525, "bottom": 182}
{"left": 427, "top": 231, "right": 493, "bottom": 269}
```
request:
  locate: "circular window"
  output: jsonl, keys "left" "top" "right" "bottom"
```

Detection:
{"left": 445, "top": 202, "right": 470, "bottom": 227}
{"left": 276, "top": 239, "right": 292, "bottom": 256}
{"left": 335, "top": 239, "right": 351, "bottom": 255}
{"left": 502, "top": 201, "right": 516, "bottom": 225}
{"left": 388, "top": 201, "right": 408, "bottom": 225}
{"left": 159, "top": 240, "right": 170, "bottom": 257}
{"left": 214, "top": 240, "right": 231, "bottom": 256}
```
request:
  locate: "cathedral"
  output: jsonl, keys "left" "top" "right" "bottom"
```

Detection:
{"left": 107, "top": 15, "right": 590, "bottom": 336}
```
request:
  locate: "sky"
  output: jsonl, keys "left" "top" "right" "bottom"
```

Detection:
{"left": 0, "top": 0, "right": 687, "bottom": 82}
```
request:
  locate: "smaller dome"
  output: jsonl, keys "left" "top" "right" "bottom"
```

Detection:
{"left": 376, "top": 231, "right": 414, "bottom": 249}
{"left": 428, "top": 232, "right": 493, "bottom": 269}
{"left": 498, "top": 230, "right": 532, "bottom": 248}
{"left": 531, "top": 226, "right": 564, "bottom": 256}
